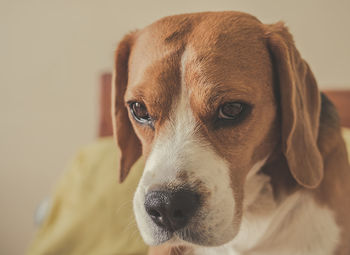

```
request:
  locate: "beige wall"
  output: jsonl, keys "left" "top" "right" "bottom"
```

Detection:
{"left": 1, "top": 0, "right": 349, "bottom": 254}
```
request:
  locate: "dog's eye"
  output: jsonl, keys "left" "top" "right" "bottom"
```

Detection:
{"left": 218, "top": 102, "right": 246, "bottom": 120}
{"left": 129, "top": 102, "right": 153, "bottom": 126}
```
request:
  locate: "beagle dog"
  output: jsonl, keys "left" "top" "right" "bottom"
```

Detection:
{"left": 112, "top": 11, "right": 350, "bottom": 255}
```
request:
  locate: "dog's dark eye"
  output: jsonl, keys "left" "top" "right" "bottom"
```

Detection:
{"left": 218, "top": 102, "right": 245, "bottom": 120}
{"left": 129, "top": 102, "right": 153, "bottom": 126}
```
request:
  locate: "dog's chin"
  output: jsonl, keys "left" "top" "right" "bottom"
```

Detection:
{"left": 142, "top": 224, "right": 239, "bottom": 248}
{"left": 144, "top": 228, "right": 173, "bottom": 246}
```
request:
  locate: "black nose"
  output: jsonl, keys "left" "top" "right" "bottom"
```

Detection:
{"left": 144, "top": 189, "right": 200, "bottom": 231}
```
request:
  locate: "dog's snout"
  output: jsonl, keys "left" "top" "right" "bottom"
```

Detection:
{"left": 144, "top": 189, "right": 200, "bottom": 231}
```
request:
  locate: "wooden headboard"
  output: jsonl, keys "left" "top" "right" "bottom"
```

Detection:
{"left": 98, "top": 73, "right": 113, "bottom": 137}
{"left": 98, "top": 73, "right": 350, "bottom": 137}
{"left": 323, "top": 90, "right": 350, "bottom": 128}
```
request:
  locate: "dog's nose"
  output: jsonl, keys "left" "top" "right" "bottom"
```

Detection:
{"left": 144, "top": 189, "right": 200, "bottom": 231}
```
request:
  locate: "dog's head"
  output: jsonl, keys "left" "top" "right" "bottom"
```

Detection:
{"left": 112, "top": 12, "right": 323, "bottom": 247}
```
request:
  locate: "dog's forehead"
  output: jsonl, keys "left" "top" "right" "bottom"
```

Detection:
{"left": 126, "top": 12, "right": 273, "bottom": 114}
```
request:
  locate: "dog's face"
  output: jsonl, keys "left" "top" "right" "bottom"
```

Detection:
{"left": 113, "top": 12, "right": 323, "bottom": 248}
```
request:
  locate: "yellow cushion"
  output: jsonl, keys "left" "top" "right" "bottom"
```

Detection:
{"left": 28, "top": 129, "right": 350, "bottom": 255}
{"left": 28, "top": 137, "right": 147, "bottom": 255}
{"left": 342, "top": 128, "right": 350, "bottom": 149}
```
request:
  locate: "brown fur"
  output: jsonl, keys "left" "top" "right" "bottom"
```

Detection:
{"left": 315, "top": 94, "right": 350, "bottom": 255}
{"left": 112, "top": 11, "right": 350, "bottom": 254}
{"left": 112, "top": 32, "right": 142, "bottom": 182}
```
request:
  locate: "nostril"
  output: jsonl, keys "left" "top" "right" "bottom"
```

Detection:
{"left": 149, "top": 209, "right": 161, "bottom": 218}
{"left": 144, "top": 189, "right": 200, "bottom": 232}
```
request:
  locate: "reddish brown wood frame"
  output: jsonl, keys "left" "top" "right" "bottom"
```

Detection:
{"left": 98, "top": 73, "right": 113, "bottom": 137}
{"left": 98, "top": 73, "right": 350, "bottom": 137}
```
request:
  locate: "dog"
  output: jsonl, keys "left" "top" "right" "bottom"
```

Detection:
{"left": 112, "top": 11, "right": 350, "bottom": 255}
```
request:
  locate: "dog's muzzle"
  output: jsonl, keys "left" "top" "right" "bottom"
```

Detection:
{"left": 144, "top": 189, "right": 200, "bottom": 232}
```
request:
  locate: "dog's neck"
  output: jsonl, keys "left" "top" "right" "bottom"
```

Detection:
{"left": 193, "top": 170, "right": 340, "bottom": 255}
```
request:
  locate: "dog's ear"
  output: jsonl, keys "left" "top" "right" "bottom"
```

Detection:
{"left": 112, "top": 32, "right": 142, "bottom": 183}
{"left": 265, "top": 22, "right": 323, "bottom": 188}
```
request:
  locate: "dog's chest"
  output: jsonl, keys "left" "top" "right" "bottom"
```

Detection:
{"left": 193, "top": 192, "right": 340, "bottom": 255}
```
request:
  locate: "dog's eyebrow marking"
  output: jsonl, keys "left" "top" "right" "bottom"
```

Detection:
{"left": 125, "top": 86, "right": 146, "bottom": 101}
{"left": 206, "top": 86, "right": 255, "bottom": 106}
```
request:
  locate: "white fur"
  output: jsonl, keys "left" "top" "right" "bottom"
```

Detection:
{"left": 195, "top": 183, "right": 340, "bottom": 255}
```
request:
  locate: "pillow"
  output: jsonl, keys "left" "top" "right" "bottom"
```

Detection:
{"left": 28, "top": 137, "right": 147, "bottom": 255}
{"left": 342, "top": 128, "right": 350, "bottom": 147}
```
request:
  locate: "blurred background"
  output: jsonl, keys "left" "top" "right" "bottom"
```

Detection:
{"left": 1, "top": 0, "right": 349, "bottom": 254}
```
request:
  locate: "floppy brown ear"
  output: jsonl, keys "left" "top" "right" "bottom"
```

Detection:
{"left": 265, "top": 22, "right": 323, "bottom": 188}
{"left": 112, "top": 32, "right": 142, "bottom": 183}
